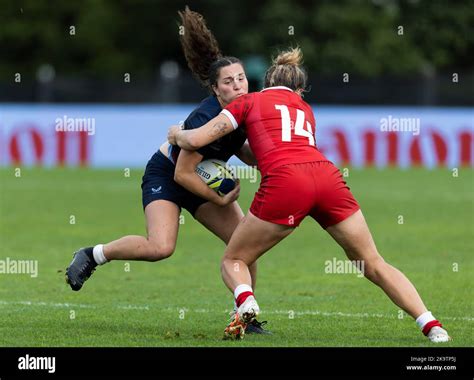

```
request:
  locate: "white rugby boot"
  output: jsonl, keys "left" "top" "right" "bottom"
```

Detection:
{"left": 238, "top": 296, "right": 260, "bottom": 324}
{"left": 427, "top": 326, "right": 451, "bottom": 343}
{"left": 223, "top": 296, "right": 260, "bottom": 340}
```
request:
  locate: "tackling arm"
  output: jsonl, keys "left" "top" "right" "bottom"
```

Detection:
{"left": 168, "top": 113, "right": 235, "bottom": 150}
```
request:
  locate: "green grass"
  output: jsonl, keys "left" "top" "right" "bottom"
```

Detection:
{"left": 0, "top": 166, "right": 472, "bottom": 347}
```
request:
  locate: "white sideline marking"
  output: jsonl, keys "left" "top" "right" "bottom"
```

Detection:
{"left": 117, "top": 305, "right": 150, "bottom": 310}
{"left": 0, "top": 300, "right": 94, "bottom": 309}
{"left": 1, "top": 300, "right": 472, "bottom": 322}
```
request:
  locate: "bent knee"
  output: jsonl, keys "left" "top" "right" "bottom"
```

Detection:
{"left": 146, "top": 241, "right": 175, "bottom": 261}
{"left": 221, "top": 253, "right": 255, "bottom": 267}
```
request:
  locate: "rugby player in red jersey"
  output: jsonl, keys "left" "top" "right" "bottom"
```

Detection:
{"left": 168, "top": 47, "right": 450, "bottom": 343}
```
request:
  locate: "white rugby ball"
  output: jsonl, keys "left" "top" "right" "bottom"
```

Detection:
{"left": 195, "top": 159, "right": 237, "bottom": 196}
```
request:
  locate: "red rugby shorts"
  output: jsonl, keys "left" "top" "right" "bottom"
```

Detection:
{"left": 250, "top": 161, "right": 360, "bottom": 228}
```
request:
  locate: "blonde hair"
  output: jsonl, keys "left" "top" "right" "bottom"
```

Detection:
{"left": 264, "top": 47, "right": 308, "bottom": 92}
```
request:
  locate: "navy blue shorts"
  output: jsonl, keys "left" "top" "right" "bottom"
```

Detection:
{"left": 141, "top": 151, "right": 208, "bottom": 217}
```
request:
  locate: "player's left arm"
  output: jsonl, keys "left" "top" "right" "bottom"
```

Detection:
{"left": 174, "top": 149, "right": 239, "bottom": 207}
{"left": 168, "top": 113, "right": 235, "bottom": 150}
{"left": 235, "top": 141, "right": 258, "bottom": 167}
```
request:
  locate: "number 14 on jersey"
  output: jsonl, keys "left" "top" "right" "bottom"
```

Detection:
{"left": 275, "top": 104, "right": 315, "bottom": 146}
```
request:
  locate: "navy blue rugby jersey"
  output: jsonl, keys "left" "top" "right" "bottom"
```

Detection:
{"left": 167, "top": 95, "right": 247, "bottom": 164}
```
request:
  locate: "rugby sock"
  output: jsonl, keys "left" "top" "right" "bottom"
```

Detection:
{"left": 92, "top": 244, "right": 108, "bottom": 265}
{"left": 416, "top": 311, "right": 443, "bottom": 335}
{"left": 234, "top": 284, "right": 254, "bottom": 307}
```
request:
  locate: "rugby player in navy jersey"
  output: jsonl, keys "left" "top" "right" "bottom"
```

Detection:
{"left": 65, "top": 7, "right": 269, "bottom": 334}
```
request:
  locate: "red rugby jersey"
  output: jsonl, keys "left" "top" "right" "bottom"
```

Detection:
{"left": 221, "top": 86, "right": 327, "bottom": 175}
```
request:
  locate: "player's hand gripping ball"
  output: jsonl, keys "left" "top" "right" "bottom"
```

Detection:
{"left": 195, "top": 159, "right": 237, "bottom": 196}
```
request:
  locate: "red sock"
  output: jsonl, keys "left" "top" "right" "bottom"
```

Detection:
{"left": 236, "top": 291, "right": 254, "bottom": 307}
{"left": 422, "top": 320, "right": 443, "bottom": 336}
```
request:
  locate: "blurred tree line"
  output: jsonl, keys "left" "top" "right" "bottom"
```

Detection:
{"left": 1, "top": 0, "right": 472, "bottom": 79}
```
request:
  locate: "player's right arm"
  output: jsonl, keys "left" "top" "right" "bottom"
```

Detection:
{"left": 174, "top": 149, "right": 240, "bottom": 206}
{"left": 168, "top": 94, "right": 254, "bottom": 150}
{"left": 168, "top": 113, "right": 235, "bottom": 150}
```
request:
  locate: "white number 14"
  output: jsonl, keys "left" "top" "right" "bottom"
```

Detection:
{"left": 275, "top": 104, "right": 315, "bottom": 146}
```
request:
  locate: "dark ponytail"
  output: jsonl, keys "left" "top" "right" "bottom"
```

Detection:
{"left": 178, "top": 7, "right": 244, "bottom": 94}
{"left": 178, "top": 7, "right": 221, "bottom": 90}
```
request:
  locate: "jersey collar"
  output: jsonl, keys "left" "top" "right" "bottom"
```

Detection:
{"left": 260, "top": 86, "right": 294, "bottom": 92}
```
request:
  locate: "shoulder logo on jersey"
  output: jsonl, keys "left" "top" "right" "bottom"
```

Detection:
{"left": 151, "top": 186, "right": 162, "bottom": 194}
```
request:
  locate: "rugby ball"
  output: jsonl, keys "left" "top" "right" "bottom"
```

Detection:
{"left": 195, "top": 159, "right": 236, "bottom": 196}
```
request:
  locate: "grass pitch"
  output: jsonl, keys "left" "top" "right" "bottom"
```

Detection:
{"left": 0, "top": 166, "right": 472, "bottom": 347}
